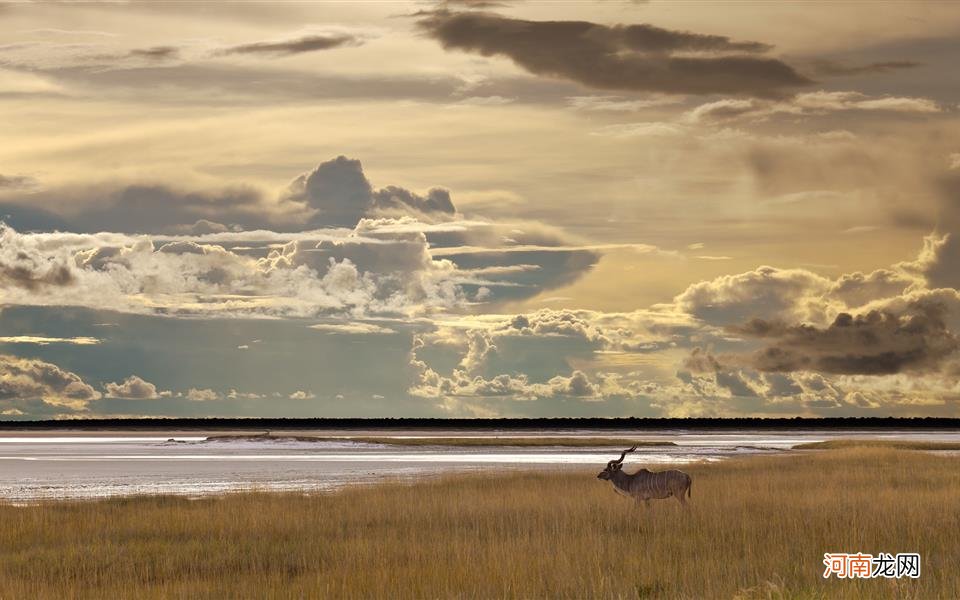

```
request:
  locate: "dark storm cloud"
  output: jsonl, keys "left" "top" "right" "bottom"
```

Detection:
{"left": 218, "top": 34, "right": 362, "bottom": 57}
{"left": 417, "top": 11, "right": 811, "bottom": 97}
{"left": 733, "top": 303, "right": 959, "bottom": 375}
{"left": 283, "top": 155, "right": 457, "bottom": 228}
{"left": 808, "top": 59, "right": 921, "bottom": 77}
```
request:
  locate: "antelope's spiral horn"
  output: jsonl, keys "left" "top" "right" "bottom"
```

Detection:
{"left": 613, "top": 445, "right": 639, "bottom": 465}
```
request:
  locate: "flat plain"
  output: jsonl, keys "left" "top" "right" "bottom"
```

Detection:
{"left": 1, "top": 447, "right": 957, "bottom": 599}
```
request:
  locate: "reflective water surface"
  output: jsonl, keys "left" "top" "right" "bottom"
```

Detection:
{"left": 1, "top": 429, "right": 957, "bottom": 501}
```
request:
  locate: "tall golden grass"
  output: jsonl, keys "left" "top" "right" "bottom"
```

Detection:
{"left": 1, "top": 448, "right": 958, "bottom": 599}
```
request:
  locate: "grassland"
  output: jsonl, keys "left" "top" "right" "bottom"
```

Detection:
{"left": 205, "top": 433, "right": 677, "bottom": 447}
{"left": 2, "top": 448, "right": 958, "bottom": 599}
{"left": 793, "top": 439, "right": 960, "bottom": 451}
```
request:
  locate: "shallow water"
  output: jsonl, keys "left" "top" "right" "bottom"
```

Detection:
{"left": 0, "top": 429, "right": 957, "bottom": 501}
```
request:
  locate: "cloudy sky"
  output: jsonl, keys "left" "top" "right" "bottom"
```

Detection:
{"left": 1, "top": 1, "right": 959, "bottom": 419}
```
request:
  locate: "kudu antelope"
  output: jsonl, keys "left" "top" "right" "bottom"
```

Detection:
{"left": 597, "top": 445, "right": 692, "bottom": 507}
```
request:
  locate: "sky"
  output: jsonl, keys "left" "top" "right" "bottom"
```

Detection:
{"left": 1, "top": 1, "right": 959, "bottom": 419}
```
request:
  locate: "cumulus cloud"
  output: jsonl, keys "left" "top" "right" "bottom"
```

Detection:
{"left": 104, "top": 375, "right": 164, "bottom": 399}
{"left": 653, "top": 230, "right": 960, "bottom": 415}
{"left": 0, "top": 215, "right": 609, "bottom": 319}
{"left": 185, "top": 388, "right": 218, "bottom": 402}
{"left": 0, "top": 156, "right": 613, "bottom": 312}
{"left": 417, "top": 11, "right": 810, "bottom": 97}
{"left": 22, "top": 225, "right": 942, "bottom": 419}
{"left": 409, "top": 339, "right": 620, "bottom": 403}
{"left": 407, "top": 305, "right": 695, "bottom": 409}
{"left": 414, "top": 369, "right": 602, "bottom": 400}
{"left": 282, "top": 156, "right": 457, "bottom": 228}
{"left": 673, "top": 265, "right": 833, "bottom": 327}
{"left": 65, "top": 229, "right": 960, "bottom": 415}
{"left": 0, "top": 354, "right": 100, "bottom": 410}
{"left": 733, "top": 304, "right": 958, "bottom": 375}
{"left": 0, "top": 150, "right": 615, "bottom": 319}
{"left": 826, "top": 268, "right": 914, "bottom": 309}
{"left": 497, "top": 309, "right": 611, "bottom": 343}
{"left": 0, "top": 228, "right": 75, "bottom": 291}
{"left": 898, "top": 232, "right": 960, "bottom": 290}
{"left": 0, "top": 157, "right": 458, "bottom": 234}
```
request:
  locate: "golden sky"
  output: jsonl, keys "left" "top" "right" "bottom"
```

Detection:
{"left": 0, "top": 1, "right": 959, "bottom": 419}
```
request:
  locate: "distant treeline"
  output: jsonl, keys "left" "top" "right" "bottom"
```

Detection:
{"left": 1, "top": 417, "right": 959, "bottom": 430}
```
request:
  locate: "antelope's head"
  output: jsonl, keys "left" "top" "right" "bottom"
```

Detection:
{"left": 597, "top": 445, "right": 638, "bottom": 480}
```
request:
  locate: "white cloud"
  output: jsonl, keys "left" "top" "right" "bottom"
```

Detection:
{"left": 309, "top": 322, "right": 395, "bottom": 335}
{"left": 0, "top": 207, "right": 620, "bottom": 319}
{"left": 686, "top": 90, "right": 941, "bottom": 124}
{"left": 227, "top": 389, "right": 263, "bottom": 400}
{"left": 0, "top": 336, "right": 100, "bottom": 345}
{"left": 104, "top": 375, "right": 163, "bottom": 400}
{"left": 0, "top": 354, "right": 100, "bottom": 410}
{"left": 185, "top": 388, "right": 218, "bottom": 402}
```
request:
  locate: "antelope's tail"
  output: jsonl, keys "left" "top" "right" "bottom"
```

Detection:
{"left": 687, "top": 478, "right": 692, "bottom": 498}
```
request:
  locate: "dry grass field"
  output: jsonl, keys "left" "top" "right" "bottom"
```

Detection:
{"left": 1, "top": 448, "right": 958, "bottom": 599}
